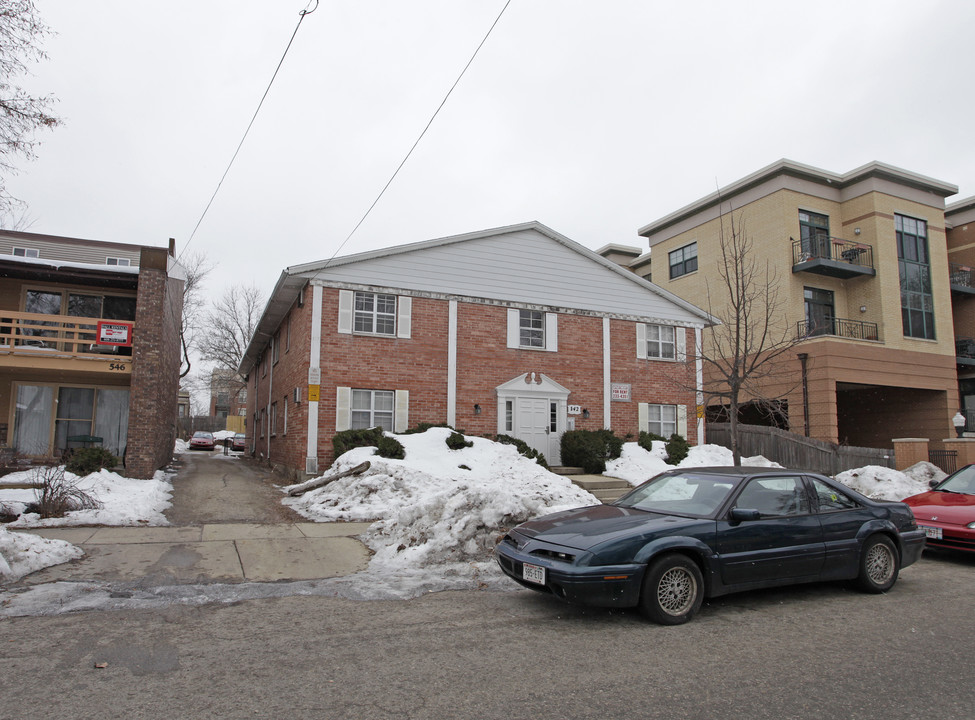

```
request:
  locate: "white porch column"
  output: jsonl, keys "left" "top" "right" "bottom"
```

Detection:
{"left": 447, "top": 300, "right": 458, "bottom": 427}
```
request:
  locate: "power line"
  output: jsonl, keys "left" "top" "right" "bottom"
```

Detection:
{"left": 317, "top": 0, "right": 513, "bottom": 268}
{"left": 178, "top": 1, "right": 318, "bottom": 264}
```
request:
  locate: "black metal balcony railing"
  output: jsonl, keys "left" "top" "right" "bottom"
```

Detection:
{"left": 950, "top": 263, "right": 975, "bottom": 290}
{"left": 797, "top": 317, "right": 880, "bottom": 341}
{"left": 792, "top": 237, "right": 875, "bottom": 270}
{"left": 956, "top": 337, "right": 975, "bottom": 359}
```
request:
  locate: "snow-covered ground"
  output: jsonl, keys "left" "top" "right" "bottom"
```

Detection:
{"left": 0, "top": 429, "right": 948, "bottom": 593}
{"left": 0, "top": 467, "right": 173, "bottom": 581}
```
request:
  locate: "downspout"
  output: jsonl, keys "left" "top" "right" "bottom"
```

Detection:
{"left": 798, "top": 352, "right": 809, "bottom": 437}
{"left": 266, "top": 336, "right": 274, "bottom": 461}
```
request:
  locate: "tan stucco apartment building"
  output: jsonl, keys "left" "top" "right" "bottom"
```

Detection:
{"left": 636, "top": 159, "right": 961, "bottom": 450}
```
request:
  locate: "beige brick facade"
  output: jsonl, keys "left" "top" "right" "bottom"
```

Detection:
{"left": 638, "top": 160, "right": 961, "bottom": 450}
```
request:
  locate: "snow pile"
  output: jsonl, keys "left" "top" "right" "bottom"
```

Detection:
{"left": 286, "top": 428, "right": 597, "bottom": 578}
{"left": 605, "top": 441, "right": 780, "bottom": 485}
{"left": 213, "top": 430, "right": 236, "bottom": 441}
{"left": 0, "top": 526, "right": 83, "bottom": 582}
{"left": 0, "top": 468, "right": 173, "bottom": 528}
{"left": 174, "top": 438, "right": 189, "bottom": 454}
{"left": 835, "top": 462, "right": 942, "bottom": 501}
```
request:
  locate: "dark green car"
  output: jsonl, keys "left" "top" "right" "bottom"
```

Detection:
{"left": 496, "top": 467, "right": 925, "bottom": 624}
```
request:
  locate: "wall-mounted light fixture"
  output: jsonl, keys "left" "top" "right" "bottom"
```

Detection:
{"left": 854, "top": 228, "right": 861, "bottom": 235}
{"left": 860, "top": 305, "right": 867, "bottom": 313}
{"left": 582, "top": 408, "right": 590, "bottom": 419}
{"left": 474, "top": 404, "right": 481, "bottom": 415}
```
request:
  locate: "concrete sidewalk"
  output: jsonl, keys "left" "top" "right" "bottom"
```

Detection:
{"left": 12, "top": 522, "right": 374, "bottom": 586}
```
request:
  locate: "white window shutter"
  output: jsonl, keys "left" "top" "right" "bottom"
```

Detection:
{"left": 394, "top": 390, "right": 409, "bottom": 433}
{"left": 545, "top": 313, "right": 558, "bottom": 352}
{"left": 337, "top": 290, "right": 353, "bottom": 334}
{"left": 397, "top": 296, "right": 412, "bottom": 339}
{"left": 638, "top": 402, "right": 649, "bottom": 432}
{"left": 335, "top": 386, "right": 351, "bottom": 431}
{"left": 676, "top": 327, "right": 687, "bottom": 362}
{"left": 636, "top": 323, "right": 647, "bottom": 359}
{"left": 506, "top": 308, "right": 520, "bottom": 349}
{"left": 677, "top": 405, "right": 688, "bottom": 437}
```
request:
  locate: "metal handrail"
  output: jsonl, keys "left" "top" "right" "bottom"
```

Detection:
{"left": 950, "top": 263, "right": 975, "bottom": 289}
{"left": 792, "top": 237, "right": 874, "bottom": 269}
{"left": 796, "top": 317, "right": 880, "bottom": 341}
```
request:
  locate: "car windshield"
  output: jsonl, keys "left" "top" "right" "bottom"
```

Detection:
{"left": 937, "top": 465, "right": 975, "bottom": 494}
{"left": 193, "top": 432, "right": 212, "bottom": 439}
{"left": 616, "top": 473, "right": 738, "bottom": 517}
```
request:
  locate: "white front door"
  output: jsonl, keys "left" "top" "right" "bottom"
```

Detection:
{"left": 496, "top": 373, "right": 570, "bottom": 466}
{"left": 515, "top": 397, "right": 560, "bottom": 465}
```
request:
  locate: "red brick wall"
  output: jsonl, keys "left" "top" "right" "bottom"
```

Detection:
{"left": 250, "top": 288, "right": 700, "bottom": 475}
{"left": 126, "top": 266, "right": 184, "bottom": 478}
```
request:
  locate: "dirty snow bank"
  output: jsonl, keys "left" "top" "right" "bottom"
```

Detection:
{"left": 285, "top": 428, "right": 597, "bottom": 595}
{"left": 0, "top": 468, "right": 173, "bottom": 528}
{"left": 604, "top": 441, "right": 780, "bottom": 485}
{"left": 0, "top": 527, "right": 83, "bottom": 581}
{"left": 835, "top": 461, "right": 944, "bottom": 501}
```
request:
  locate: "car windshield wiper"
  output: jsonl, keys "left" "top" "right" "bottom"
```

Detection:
{"left": 936, "top": 488, "right": 960, "bottom": 493}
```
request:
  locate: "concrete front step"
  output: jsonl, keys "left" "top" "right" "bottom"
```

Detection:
{"left": 569, "top": 474, "right": 632, "bottom": 503}
{"left": 549, "top": 466, "right": 586, "bottom": 475}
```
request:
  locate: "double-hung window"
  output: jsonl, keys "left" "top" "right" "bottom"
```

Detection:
{"left": 896, "top": 214, "right": 934, "bottom": 340}
{"left": 351, "top": 389, "right": 394, "bottom": 431}
{"left": 647, "top": 324, "right": 676, "bottom": 359}
{"left": 648, "top": 404, "right": 677, "bottom": 437}
{"left": 354, "top": 291, "right": 396, "bottom": 335}
{"left": 106, "top": 257, "right": 131, "bottom": 266}
{"left": 13, "top": 247, "right": 39, "bottom": 258}
{"left": 519, "top": 310, "right": 545, "bottom": 348}
{"left": 669, "top": 242, "right": 697, "bottom": 279}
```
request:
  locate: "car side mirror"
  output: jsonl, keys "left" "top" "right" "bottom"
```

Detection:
{"left": 729, "top": 508, "right": 761, "bottom": 525}
{"left": 929, "top": 479, "right": 941, "bottom": 489}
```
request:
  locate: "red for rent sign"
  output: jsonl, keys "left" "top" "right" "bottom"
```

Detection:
{"left": 96, "top": 321, "right": 133, "bottom": 346}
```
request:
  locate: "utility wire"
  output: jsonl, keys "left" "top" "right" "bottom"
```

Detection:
{"left": 317, "top": 0, "right": 513, "bottom": 267}
{"left": 179, "top": 1, "right": 318, "bottom": 263}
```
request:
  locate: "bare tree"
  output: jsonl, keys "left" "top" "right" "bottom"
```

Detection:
{"left": 198, "top": 283, "right": 264, "bottom": 374}
{"left": 697, "top": 208, "right": 803, "bottom": 465}
{"left": 178, "top": 250, "right": 215, "bottom": 378}
{"left": 0, "top": 1, "right": 61, "bottom": 220}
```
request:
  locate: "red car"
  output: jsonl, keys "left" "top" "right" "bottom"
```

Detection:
{"left": 188, "top": 431, "right": 216, "bottom": 451}
{"left": 231, "top": 433, "right": 246, "bottom": 451}
{"left": 903, "top": 464, "right": 975, "bottom": 552}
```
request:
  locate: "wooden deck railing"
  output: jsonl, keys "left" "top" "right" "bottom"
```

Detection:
{"left": 0, "top": 310, "right": 133, "bottom": 359}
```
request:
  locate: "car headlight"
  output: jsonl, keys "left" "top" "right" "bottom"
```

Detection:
{"left": 967, "top": 521, "right": 975, "bottom": 529}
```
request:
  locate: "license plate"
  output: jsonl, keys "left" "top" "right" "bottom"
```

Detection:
{"left": 522, "top": 562, "right": 546, "bottom": 585}
{"left": 920, "top": 525, "right": 942, "bottom": 540}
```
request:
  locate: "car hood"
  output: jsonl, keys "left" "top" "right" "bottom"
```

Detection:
{"left": 512, "top": 504, "right": 700, "bottom": 551}
{"left": 903, "top": 491, "right": 975, "bottom": 525}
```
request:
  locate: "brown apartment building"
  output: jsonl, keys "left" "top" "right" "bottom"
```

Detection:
{"left": 635, "top": 160, "right": 961, "bottom": 450}
{"left": 947, "top": 195, "right": 975, "bottom": 426}
{"left": 0, "top": 230, "right": 185, "bottom": 477}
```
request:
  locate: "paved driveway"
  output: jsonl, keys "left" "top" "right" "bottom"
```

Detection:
{"left": 10, "top": 452, "right": 373, "bottom": 587}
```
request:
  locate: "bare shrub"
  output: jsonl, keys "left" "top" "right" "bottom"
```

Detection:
{"left": 28, "top": 465, "right": 100, "bottom": 518}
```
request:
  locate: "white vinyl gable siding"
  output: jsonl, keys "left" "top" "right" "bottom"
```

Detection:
{"left": 300, "top": 228, "right": 704, "bottom": 325}
{"left": 0, "top": 237, "right": 141, "bottom": 267}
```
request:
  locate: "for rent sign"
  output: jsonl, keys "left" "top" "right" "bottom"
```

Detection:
{"left": 96, "top": 321, "right": 133, "bottom": 346}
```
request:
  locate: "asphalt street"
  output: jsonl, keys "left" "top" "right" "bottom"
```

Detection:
{"left": 2, "top": 452, "right": 974, "bottom": 719}
{"left": 1, "top": 550, "right": 974, "bottom": 719}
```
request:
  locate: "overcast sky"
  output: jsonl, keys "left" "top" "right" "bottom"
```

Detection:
{"left": 9, "top": 1, "right": 975, "bottom": 310}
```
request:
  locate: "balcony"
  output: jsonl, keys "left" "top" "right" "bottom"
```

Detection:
{"left": 792, "top": 237, "right": 875, "bottom": 279}
{"left": 797, "top": 317, "right": 880, "bottom": 342}
{"left": 950, "top": 263, "right": 975, "bottom": 296}
{"left": 0, "top": 310, "right": 134, "bottom": 372}
{"left": 956, "top": 337, "right": 975, "bottom": 366}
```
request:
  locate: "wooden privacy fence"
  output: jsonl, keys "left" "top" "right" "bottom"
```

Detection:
{"left": 705, "top": 423, "right": 895, "bottom": 476}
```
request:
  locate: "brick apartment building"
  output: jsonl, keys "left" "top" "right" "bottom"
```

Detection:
{"left": 635, "top": 159, "right": 961, "bottom": 450}
{"left": 0, "top": 229, "right": 185, "bottom": 478}
{"left": 239, "top": 222, "right": 713, "bottom": 476}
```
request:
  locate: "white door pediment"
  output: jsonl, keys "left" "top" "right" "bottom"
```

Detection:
{"left": 495, "top": 372, "right": 570, "bottom": 398}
